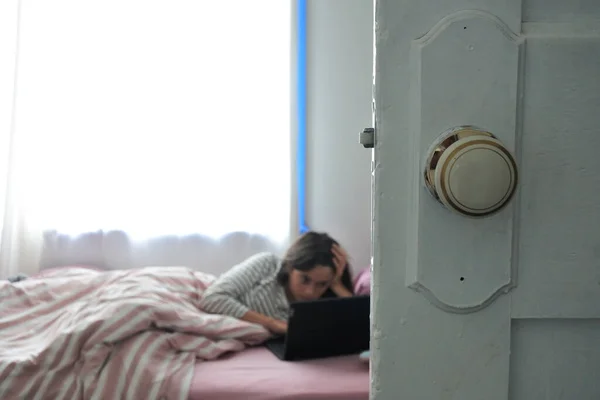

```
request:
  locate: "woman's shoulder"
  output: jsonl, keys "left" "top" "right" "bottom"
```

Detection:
{"left": 249, "top": 252, "right": 280, "bottom": 265}
{"left": 240, "top": 252, "right": 281, "bottom": 271}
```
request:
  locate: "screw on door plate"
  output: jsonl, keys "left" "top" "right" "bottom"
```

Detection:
{"left": 360, "top": 128, "right": 375, "bottom": 148}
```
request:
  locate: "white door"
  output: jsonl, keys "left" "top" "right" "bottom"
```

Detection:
{"left": 371, "top": 0, "right": 600, "bottom": 399}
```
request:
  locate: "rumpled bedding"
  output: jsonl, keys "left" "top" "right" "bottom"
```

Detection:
{"left": 0, "top": 266, "right": 270, "bottom": 400}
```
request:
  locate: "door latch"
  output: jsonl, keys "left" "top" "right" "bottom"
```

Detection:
{"left": 359, "top": 127, "right": 375, "bottom": 148}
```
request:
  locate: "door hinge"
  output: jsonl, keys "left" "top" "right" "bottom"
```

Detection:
{"left": 359, "top": 127, "right": 375, "bottom": 148}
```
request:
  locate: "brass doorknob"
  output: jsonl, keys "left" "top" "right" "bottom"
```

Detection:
{"left": 424, "top": 126, "right": 518, "bottom": 217}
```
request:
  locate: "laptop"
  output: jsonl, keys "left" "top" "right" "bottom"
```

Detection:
{"left": 264, "top": 295, "right": 370, "bottom": 361}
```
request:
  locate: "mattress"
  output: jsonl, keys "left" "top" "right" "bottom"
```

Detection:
{"left": 189, "top": 346, "right": 370, "bottom": 400}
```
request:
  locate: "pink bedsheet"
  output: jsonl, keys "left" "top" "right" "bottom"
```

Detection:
{"left": 189, "top": 347, "right": 370, "bottom": 400}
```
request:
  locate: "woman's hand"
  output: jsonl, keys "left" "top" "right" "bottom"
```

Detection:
{"left": 267, "top": 318, "right": 288, "bottom": 335}
{"left": 330, "top": 243, "right": 353, "bottom": 298}
{"left": 332, "top": 243, "right": 349, "bottom": 281}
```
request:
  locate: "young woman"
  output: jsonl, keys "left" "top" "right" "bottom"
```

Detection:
{"left": 198, "top": 231, "right": 354, "bottom": 334}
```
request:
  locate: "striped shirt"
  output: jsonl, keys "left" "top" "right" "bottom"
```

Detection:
{"left": 198, "top": 252, "right": 290, "bottom": 321}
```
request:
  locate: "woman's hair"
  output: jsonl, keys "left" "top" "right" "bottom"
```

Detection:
{"left": 276, "top": 231, "right": 354, "bottom": 298}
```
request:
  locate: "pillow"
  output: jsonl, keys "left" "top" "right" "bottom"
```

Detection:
{"left": 353, "top": 267, "right": 371, "bottom": 296}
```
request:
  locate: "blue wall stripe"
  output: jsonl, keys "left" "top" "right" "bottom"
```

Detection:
{"left": 297, "top": 0, "right": 309, "bottom": 234}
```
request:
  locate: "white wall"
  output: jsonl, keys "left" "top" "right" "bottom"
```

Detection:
{"left": 305, "top": 0, "right": 373, "bottom": 272}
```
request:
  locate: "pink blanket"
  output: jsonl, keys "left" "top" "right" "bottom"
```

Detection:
{"left": 0, "top": 267, "right": 270, "bottom": 400}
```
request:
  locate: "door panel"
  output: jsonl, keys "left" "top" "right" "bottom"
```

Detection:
{"left": 512, "top": 28, "right": 600, "bottom": 319}
{"left": 523, "top": 0, "right": 600, "bottom": 22}
{"left": 509, "top": 319, "right": 600, "bottom": 399}
{"left": 372, "top": 0, "right": 600, "bottom": 399}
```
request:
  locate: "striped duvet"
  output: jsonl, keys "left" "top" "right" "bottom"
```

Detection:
{"left": 0, "top": 266, "right": 271, "bottom": 400}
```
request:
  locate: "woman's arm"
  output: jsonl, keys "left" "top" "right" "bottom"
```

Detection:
{"left": 241, "top": 310, "right": 287, "bottom": 334}
{"left": 329, "top": 280, "right": 353, "bottom": 298}
{"left": 198, "top": 253, "right": 279, "bottom": 319}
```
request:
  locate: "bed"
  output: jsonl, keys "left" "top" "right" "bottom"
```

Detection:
{"left": 1, "top": 265, "right": 371, "bottom": 400}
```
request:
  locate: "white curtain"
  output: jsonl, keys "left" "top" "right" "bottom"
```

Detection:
{"left": 0, "top": 0, "right": 292, "bottom": 278}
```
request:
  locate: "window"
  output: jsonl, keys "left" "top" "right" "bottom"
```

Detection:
{"left": 10, "top": 0, "right": 292, "bottom": 244}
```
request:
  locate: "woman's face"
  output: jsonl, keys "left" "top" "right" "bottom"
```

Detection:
{"left": 287, "top": 265, "right": 335, "bottom": 302}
